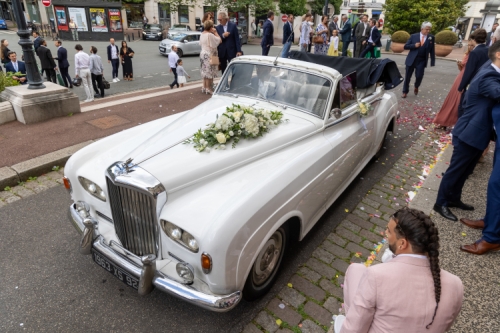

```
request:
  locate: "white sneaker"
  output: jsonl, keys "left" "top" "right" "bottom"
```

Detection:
{"left": 112, "top": 78, "right": 117, "bottom": 83}
{"left": 83, "top": 99, "right": 91, "bottom": 103}
{"left": 116, "top": 78, "right": 120, "bottom": 82}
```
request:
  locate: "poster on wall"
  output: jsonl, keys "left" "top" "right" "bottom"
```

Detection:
{"left": 67, "top": 7, "right": 88, "bottom": 32}
{"left": 108, "top": 9, "right": 123, "bottom": 32}
{"left": 54, "top": 6, "right": 68, "bottom": 31}
{"left": 90, "top": 8, "right": 108, "bottom": 32}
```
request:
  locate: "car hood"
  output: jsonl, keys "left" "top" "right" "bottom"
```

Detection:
{"left": 116, "top": 98, "right": 317, "bottom": 192}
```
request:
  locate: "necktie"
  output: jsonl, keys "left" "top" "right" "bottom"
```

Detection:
{"left": 421, "top": 36, "right": 425, "bottom": 45}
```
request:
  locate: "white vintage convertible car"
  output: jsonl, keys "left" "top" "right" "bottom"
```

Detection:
{"left": 64, "top": 55, "right": 399, "bottom": 311}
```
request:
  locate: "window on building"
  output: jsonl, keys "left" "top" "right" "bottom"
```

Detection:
{"left": 178, "top": 5, "right": 189, "bottom": 24}
{"left": 158, "top": 3, "right": 171, "bottom": 27}
{"left": 343, "top": 1, "right": 348, "bottom": 7}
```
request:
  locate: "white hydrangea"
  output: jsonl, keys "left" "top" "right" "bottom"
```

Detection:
{"left": 215, "top": 115, "right": 234, "bottom": 131}
{"left": 244, "top": 113, "right": 260, "bottom": 136}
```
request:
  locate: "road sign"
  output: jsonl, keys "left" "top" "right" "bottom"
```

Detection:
{"left": 42, "top": 0, "right": 51, "bottom": 7}
{"left": 281, "top": 14, "right": 287, "bottom": 23}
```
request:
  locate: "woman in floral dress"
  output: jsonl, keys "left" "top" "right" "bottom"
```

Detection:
{"left": 314, "top": 15, "right": 330, "bottom": 55}
{"left": 199, "top": 19, "right": 221, "bottom": 94}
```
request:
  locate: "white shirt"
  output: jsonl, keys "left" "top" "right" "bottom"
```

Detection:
{"left": 110, "top": 44, "right": 118, "bottom": 59}
{"left": 397, "top": 254, "right": 428, "bottom": 260}
{"left": 222, "top": 23, "right": 228, "bottom": 33}
{"left": 492, "top": 63, "right": 500, "bottom": 74}
{"left": 368, "top": 26, "right": 375, "bottom": 43}
{"left": 74, "top": 51, "right": 90, "bottom": 75}
{"left": 419, "top": 32, "right": 427, "bottom": 44}
{"left": 11, "top": 61, "right": 19, "bottom": 72}
{"left": 168, "top": 50, "right": 179, "bottom": 68}
{"left": 300, "top": 21, "right": 310, "bottom": 45}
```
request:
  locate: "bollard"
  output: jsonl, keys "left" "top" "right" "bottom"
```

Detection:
{"left": 385, "top": 38, "right": 391, "bottom": 51}
{"left": 132, "top": 33, "right": 134, "bottom": 41}
{"left": 138, "top": 30, "right": 141, "bottom": 38}
{"left": 127, "top": 34, "right": 130, "bottom": 42}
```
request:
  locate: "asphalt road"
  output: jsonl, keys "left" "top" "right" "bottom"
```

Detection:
{"left": 0, "top": 52, "right": 459, "bottom": 332}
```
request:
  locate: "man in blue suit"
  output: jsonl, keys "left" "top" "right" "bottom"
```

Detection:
{"left": 281, "top": 14, "right": 294, "bottom": 58}
{"left": 359, "top": 19, "right": 382, "bottom": 58}
{"left": 261, "top": 11, "right": 275, "bottom": 56}
{"left": 54, "top": 40, "right": 73, "bottom": 88}
{"left": 5, "top": 51, "right": 27, "bottom": 85}
{"left": 338, "top": 14, "right": 352, "bottom": 56}
{"left": 434, "top": 42, "right": 500, "bottom": 223}
{"left": 457, "top": 29, "right": 489, "bottom": 118}
{"left": 401, "top": 22, "right": 435, "bottom": 98}
{"left": 216, "top": 12, "right": 242, "bottom": 74}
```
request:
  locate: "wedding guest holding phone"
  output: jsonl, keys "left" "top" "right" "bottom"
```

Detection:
{"left": 119, "top": 40, "right": 134, "bottom": 81}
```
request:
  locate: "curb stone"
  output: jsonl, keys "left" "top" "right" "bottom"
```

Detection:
{"left": 242, "top": 128, "right": 451, "bottom": 332}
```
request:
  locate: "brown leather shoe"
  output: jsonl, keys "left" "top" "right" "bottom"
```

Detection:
{"left": 414, "top": 87, "right": 419, "bottom": 95}
{"left": 460, "top": 218, "right": 484, "bottom": 229}
{"left": 402, "top": 93, "right": 407, "bottom": 98}
{"left": 460, "top": 239, "right": 500, "bottom": 255}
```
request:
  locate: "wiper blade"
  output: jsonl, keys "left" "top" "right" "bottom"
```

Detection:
{"left": 257, "top": 93, "right": 287, "bottom": 110}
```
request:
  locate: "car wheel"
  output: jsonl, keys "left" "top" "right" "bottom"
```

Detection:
{"left": 243, "top": 224, "right": 288, "bottom": 301}
{"left": 177, "top": 49, "right": 184, "bottom": 57}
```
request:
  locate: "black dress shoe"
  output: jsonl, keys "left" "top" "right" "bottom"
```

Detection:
{"left": 414, "top": 87, "right": 419, "bottom": 95}
{"left": 448, "top": 201, "right": 474, "bottom": 211}
{"left": 433, "top": 204, "right": 458, "bottom": 221}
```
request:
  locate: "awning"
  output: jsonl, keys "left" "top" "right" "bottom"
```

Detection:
{"left": 458, "top": 17, "right": 468, "bottom": 23}
{"left": 372, "top": 11, "right": 382, "bottom": 14}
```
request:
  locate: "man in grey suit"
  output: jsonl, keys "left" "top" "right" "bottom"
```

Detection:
{"left": 354, "top": 15, "right": 369, "bottom": 58}
{"left": 338, "top": 14, "right": 352, "bottom": 56}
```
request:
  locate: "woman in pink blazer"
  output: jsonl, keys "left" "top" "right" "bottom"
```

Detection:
{"left": 338, "top": 208, "right": 463, "bottom": 333}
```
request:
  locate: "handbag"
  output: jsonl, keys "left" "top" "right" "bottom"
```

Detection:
{"left": 102, "top": 77, "right": 110, "bottom": 89}
{"left": 209, "top": 55, "right": 219, "bottom": 66}
{"left": 313, "top": 35, "right": 324, "bottom": 44}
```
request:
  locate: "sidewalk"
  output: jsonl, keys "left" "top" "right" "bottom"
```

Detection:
{"left": 242, "top": 129, "right": 499, "bottom": 333}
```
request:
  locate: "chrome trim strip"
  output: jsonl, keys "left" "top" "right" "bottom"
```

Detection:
{"left": 96, "top": 211, "right": 113, "bottom": 223}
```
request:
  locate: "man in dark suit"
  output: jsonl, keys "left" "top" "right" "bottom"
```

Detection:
{"left": 434, "top": 42, "right": 500, "bottom": 223}
{"left": 216, "top": 12, "right": 242, "bottom": 74}
{"left": 486, "top": 23, "right": 498, "bottom": 46}
{"left": 457, "top": 29, "right": 489, "bottom": 118}
{"left": 338, "top": 14, "right": 352, "bottom": 56}
{"left": 359, "top": 19, "right": 382, "bottom": 58}
{"left": 107, "top": 38, "right": 120, "bottom": 82}
{"left": 54, "top": 40, "right": 72, "bottom": 88}
{"left": 32, "top": 31, "right": 42, "bottom": 51}
{"left": 5, "top": 51, "right": 27, "bottom": 85}
{"left": 328, "top": 16, "right": 339, "bottom": 36}
{"left": 261, "top": 11, "right": 275, "bottom": 56}
{"left": 401, "top": 22, "right": 436, "bottom": 98}
{"left": 281, "top": 14, "right": 294, "bottom": 58}
{"left": 36, "top": 39, "right": 57, "bottom": 83}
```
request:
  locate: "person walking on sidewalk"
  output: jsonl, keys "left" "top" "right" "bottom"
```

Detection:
{"left": 107, "top": 38, "right": 120, "bottom": 82}
{"left": 120, "top": 40, "right": 134, "bottom": 81}
{"left": 300, "top": 13, "right": 312, "bottom": 52}
{"left": 460, "top": 103, "right": 500, "bottom": 255}
{"left": 281, "top": 14, "right": 294, "bottom": 58}
{"left": 401, "top": 22, "right": 435, "bottom": 98}
{"left": 433, "top": 42, "right": 500, "bottom": 222}
{"left": 54, "top": 40, "right": 73, "bottom": 88}
{"left": 169, "top": 45, "right": 180, "bottom": 89}
{"left": 337, "top": 208, "right": 463, "bottom": 333}
{"left": 36, "top": 39, "right": 57, "bottom": 83}
{"left": 90, "top": 46, "right": 104, "bottom": 99}
{"left": 74, "top": 44, "right": 94, "bottom": 102}
{"left": 176, "top": 59, "right": 190, "bottom": 88}
{"left": 261, "top": 11, "right": 274, "bottom": 56}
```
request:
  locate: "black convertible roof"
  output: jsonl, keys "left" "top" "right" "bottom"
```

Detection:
{"left": 288, "top": 51, "right": 403, "bottom": 90}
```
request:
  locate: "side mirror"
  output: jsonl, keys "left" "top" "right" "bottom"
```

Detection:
{"left": 330, "top": 108, "right": 342, "bottom": 119}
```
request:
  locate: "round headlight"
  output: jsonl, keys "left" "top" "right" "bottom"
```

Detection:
{"left": 175, "top": 262, "right": 194, "bottom": 284}
{"left": 78, "top": 176, "right": 106, "bottom": 202}
{"left": 171, "top": 228, "right": 182, "bottom": 240}
{"left": 188, "top": 238, "right": 198, "bottom": 251}
{"left": 88, "top": 183, "right": 96, "bottom": 193}
{"left": 182, "top": 231, "right": 199, "bottom": 252}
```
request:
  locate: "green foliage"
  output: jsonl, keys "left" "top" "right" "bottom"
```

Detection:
{"left": 383, "top": 0, "right": 468, "bottom": 34}
{"left": 0, "top": 71, "right": 21, "bottom": 92}
{"left": 435, "top": 30, "right": 458, "bottom": 45}
{"left": 52, "top": 166, "right": 60, "bottom": 171}
{"left": 27, "top": 176, "right": 37, "bottom": 182}
{"left": 4, "top": 186, "right": 11, "bottom": 191}
{"left": 309, "top": 0, "right": 342, "bottom": 16}
{"left": 391, "top": 30, "right": 410, "bottom": 43}
{"left": 278, "top": 0, "right": 307, "bottom": 17}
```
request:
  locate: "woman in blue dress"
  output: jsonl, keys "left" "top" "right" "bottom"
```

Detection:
{"left": 314, "top": 15, "right": 329, "bottom": 55}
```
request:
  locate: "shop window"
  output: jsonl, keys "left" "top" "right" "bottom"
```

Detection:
{"left": 178, "top": 5, "right": 189, "bottom": 24}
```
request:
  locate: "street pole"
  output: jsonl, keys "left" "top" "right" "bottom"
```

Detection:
{"left": 11, "top": 0, "right": 45, "bottom": 89}
{"left": 324, "top": 0, "right": 329, "bottom": 16}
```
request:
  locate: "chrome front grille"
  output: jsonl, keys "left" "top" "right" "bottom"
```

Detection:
{"left": 106, "top": 178, "right": 158, "bottom": 256}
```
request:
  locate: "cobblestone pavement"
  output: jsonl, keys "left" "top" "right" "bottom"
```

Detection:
{"left": 242, "top": 128, "right": 451, "bottom": 333}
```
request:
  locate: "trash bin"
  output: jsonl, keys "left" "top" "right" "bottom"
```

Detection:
{"left": 385, "top": 38, "right": 391, "bottom": 51}
{"left": 49, "top": 18, "right": 56, "bottom": 33}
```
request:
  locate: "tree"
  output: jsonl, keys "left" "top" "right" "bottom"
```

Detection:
{"left": 278, "top": 0, "right": 307, "bottom": 17}
{"left": 383, "top": 0, "right": 468, "bottom": 34}
{"left": 309, "top": 0, "right": 342, "bottom": 17}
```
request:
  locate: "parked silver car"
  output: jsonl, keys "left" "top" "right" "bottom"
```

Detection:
{"left": 159, "top": 31, "right": 201, "bottom": 58}
{"left": 238, "top": 26, "right": 248, "bottom": 45}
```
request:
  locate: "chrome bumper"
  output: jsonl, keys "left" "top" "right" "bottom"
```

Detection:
{"left": 69, "top": 203, "right": 241, "bottom": 312}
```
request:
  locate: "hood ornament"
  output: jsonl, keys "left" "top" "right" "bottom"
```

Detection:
{"left": 124, "top": 158, "right": 134, "bottom": 173}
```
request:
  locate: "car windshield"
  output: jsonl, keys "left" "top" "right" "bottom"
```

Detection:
{"left": 169, "top": 33, "right": 188, "bottom": 41}
{"left": 145, "top": 24, "right": 161, "bottom": 30}
{"left": 217, "top": 63, "right": 331, "bottom": 118}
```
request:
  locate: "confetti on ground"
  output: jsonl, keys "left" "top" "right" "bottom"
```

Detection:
{"left": 345, "top": 209, "right": 349, "bottom": 212}
{"left": 462, "top": 232, "right": 467, "bottom": 237}
{"left": 287, "top": 283, "right": 293, "bottom": 288}
{"left": 276, "top": 319, "right": 282, "bottom": 326}
{"left": 279, "top": 303, "right": 285, "bottom": 309}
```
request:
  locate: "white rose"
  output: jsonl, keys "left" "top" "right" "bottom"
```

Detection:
{"left": 216, "top": 132, "right": 227, "bottom": 144}
{"left": 244, "top": 113, "right": 260, "bottom": 136}
{"left": 233, "top": 111, "right": 242, "bottom": 119}
{"left": 262, "top": 110, "right": 271, "bottom": 119}
{"left": 234, "top": 117, "right": 240, "bottom": 123}
{"left": 238, "top": 130, "right": 242, "bottom": 135}
{"left": 240, "top": 123, "right": 245, "bottom": 128}
{"left": 229, "top": 131, "right": 234, "bottom": 136}
{"left": 200, "top": 139, "right": 206, "bottom": 145}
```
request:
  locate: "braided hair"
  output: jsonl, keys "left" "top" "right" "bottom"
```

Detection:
{"left": 393, "top": 207, "right": 441, "bottom": 329}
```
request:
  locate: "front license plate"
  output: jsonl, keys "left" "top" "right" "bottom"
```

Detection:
{"left": 159, "top": 47, "right": 166, "bottom": 52}
{"left": 92, "top": 250, "right": 139, "bottom": 290}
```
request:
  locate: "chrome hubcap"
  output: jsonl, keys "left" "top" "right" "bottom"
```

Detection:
{"left": 252, "top": 230, "right": 283, "bottom": 286}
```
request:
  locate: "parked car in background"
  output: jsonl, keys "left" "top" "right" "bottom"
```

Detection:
{"left": 65, "top": 55, "right": 399, "bottom": 312}
{"left": 0, "top": 18, "right": 8, "bottom": 30}
{"left": 238, "top": 26, "right": 248, "bottom": 45}
{"left": 159, "top": 31, "right": 201, "bottom": 57}
{"left": 142, "top": 24, "right": 163, "bottom": 41}
{"left": 168, "top": 24, "right": 192, "bottom": 38}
